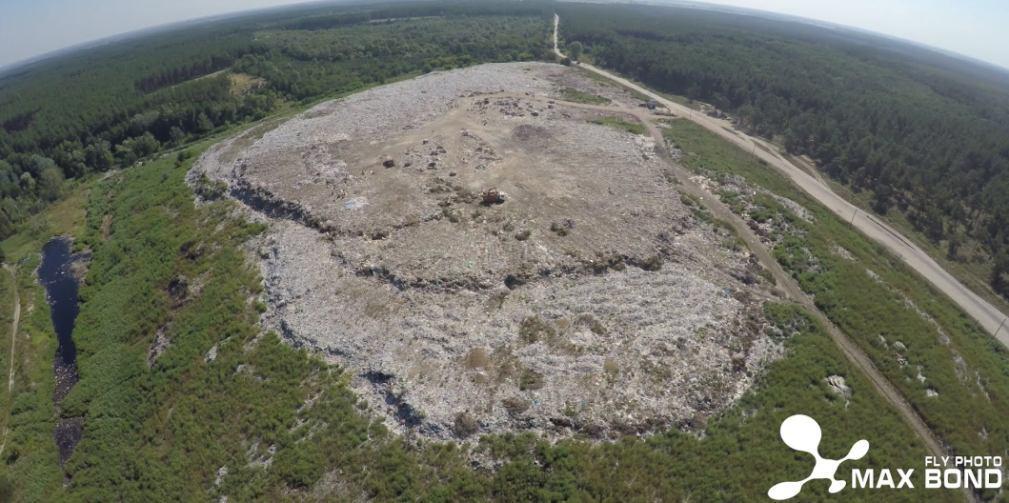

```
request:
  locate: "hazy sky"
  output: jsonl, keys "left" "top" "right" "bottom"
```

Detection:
{"left": 0, "top": 0, "right": 1007, "bottom": 70}
{"left": 693, "top": 0, "right": 1008, "bottom": 68}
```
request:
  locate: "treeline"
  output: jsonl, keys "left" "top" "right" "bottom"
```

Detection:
{"left": 0, "top": 73, "right": 276, "bottom": 236}
{"left": 0, "top": 26, "right": 273, "bottom": 236}
{"left": 242, "top": 15, "right": 549, "bottom": 99}
{"left": 280, "top": 1, "right": 548, "bottom": 30}
{"left": 0, "top": 0, "right": 552, "bottom": 240}
{"left": 557, "top": 3, "right": 1009, "bottom": 298}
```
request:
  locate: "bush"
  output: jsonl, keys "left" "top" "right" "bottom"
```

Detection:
{"left": 454, "top": 412, "right": 480, "bottom": 437}
{"left": 274, "top": 442, "right": 325, "bottom": 488}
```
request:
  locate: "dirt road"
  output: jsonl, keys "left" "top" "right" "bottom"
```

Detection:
{"left": 552, "top": 13, "right": 954, "bottom": 467}
{"left": 4, "top": 265, "right": 18, "bottom": 393}
{"left": 552, "top": 14, "right": 1008, "bottom": 345}
{"left": 0, "top": 265, "right": 18, "bottom": 458}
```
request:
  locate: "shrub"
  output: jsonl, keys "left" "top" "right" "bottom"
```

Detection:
{"left": 454, "top": 412, "right": 480, "bottom": 437}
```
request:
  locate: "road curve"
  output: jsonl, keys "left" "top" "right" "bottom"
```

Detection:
{"left": 553, "top": 14, "right": 1009, "bottom": 345}
{"left": 527, "top": 71, "right": 951, "bottom": 465}
{"left": 551, "top": 15, "right": 971, "bottom": 482}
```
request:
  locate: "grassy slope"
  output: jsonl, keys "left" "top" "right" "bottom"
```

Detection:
{"left": 0, "top": 125, "right": 954, "bottom": 501}
{"left": 824, "top": 176, "right": 1009, "bottom": 317}
{"left": 664, "top": 118, "right": 1009, "bottom": 473}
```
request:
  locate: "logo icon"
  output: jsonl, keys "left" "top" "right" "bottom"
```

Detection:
{"left": 768, "top": 414, "right": 870, "bottom": 500}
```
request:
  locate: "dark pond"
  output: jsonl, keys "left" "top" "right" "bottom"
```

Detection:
{"left": 38, "top": 237, "right": 86, "bottom": 465}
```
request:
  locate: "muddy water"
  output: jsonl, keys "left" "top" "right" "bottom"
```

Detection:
{"left": 38, "top": 237, "right": 85, "bottom": 465}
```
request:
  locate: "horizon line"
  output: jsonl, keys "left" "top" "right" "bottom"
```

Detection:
{"left": 1, "top": 0, "right": 1007, "bottom": 76}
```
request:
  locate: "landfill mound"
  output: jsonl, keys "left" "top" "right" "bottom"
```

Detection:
{"left": 190, "top": 62, "right": 781, "bottom": 440}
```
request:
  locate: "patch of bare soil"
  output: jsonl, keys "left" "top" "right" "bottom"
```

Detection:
{"left": 190, "top": 62, "right": 780, "bottom": 440}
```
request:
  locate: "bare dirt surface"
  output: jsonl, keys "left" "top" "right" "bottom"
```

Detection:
{"left": 191, "top": 62, "right": 784, "bottom": 440}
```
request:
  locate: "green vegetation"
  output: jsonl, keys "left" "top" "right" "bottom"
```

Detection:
{"left": 0, "top": 2, "right": 551, "bottom": 239}
{"left": 2, "top": 147, "right": 482, "bottom": 501}
{"left": 559, "top": 87, "right": 611, "bottom": 105}
{"left": 477, "top": 303, "right": 946, "bottom": 502}
{"left": 0, "top": 125, "right": 957, "bottom": 500}
{"left": 589, "top": 115, "right": 645, "bottom": 135}
{"left": 246, "top": 15, "right": 547, "bottom": 99}
{"left": 566, "top": 41, "right": 584, "bottom": 61}
{"left": 824, "top": 171, "right": 1009, "bottom": 314}
{"left": 1, "top": 0, "right": 1006, "bottom": 499}
{"left": 665, "top": 117, "right": 1009, "bottom": 484}
{"left": 0, "top": 244, "right": 64, "bottom": 501}
{"left": 0, "top": 267, "right": 12, "bottom": 445}
{"left": 559, "top": 2, "right": 1009, "bottom": 300}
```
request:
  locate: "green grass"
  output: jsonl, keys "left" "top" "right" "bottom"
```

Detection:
{"left": 560, "top": 87, "right": 611, "bottom": 105}
{"left": 0, "top": 128, "right": 958, "bottom": 500}
{"left": 824, "top": 174, "right": 1009, "bottom": 317}
{"left": 0, "top": 145, "right": 487, "bottom": 501}
{"left": 664, "top": 117, "right": 1009, "bottom": 478}
{"left": 661, "top": 91, "right": 701, "bottom": 109}
{"left": 0, "top": 182, "right": 91, "bottom": 261}
{"left": 589, "top": 116, "right": 646, "bottom": 135}
{"left": 0, "top": 268, "right": 12, "bottom": 458}
{"left": 0, "top": 168, "right": 93, "bottom": 502}
{"left": 0, "top": 249, "right": 64, "bottom": 501}
{"left": 0, "top": 81, "right": 979, "bottom": 499}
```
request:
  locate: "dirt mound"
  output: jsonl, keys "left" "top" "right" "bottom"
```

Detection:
{"left": 191, "top": 62, "right": 781, "bottom": 440}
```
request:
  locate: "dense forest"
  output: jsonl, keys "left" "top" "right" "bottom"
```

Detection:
{"left": 6, "top": 0, "right": 1008, "bottom": 298}
{"left": 556, "top": 3, "right": 1009, "bottom": 299}
{"left": 0, "top": 1, "right": 549, "bottom": 238}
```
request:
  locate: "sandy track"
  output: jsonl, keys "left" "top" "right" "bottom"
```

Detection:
{"left": 553, "top": 14, "right": 1008, "bottom": 345}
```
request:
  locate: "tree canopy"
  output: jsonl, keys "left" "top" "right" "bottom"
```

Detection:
{"left": 556, "top": 2, "right": 1009, "bottom": 298}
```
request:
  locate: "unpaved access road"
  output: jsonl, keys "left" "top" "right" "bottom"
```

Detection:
{"left": 552, "top": 16, "right": 956, "bottom": 470}
{"left": 5, "top": 265, "right": 18, "bottom": 393}
{"left": 591, "top": 96, "right": 949, "bottom": 461}
{"left": 553, "top": 14, "right": 1009, "bottom": 345}
{"left": 0, "top": 265, "right": 19, "bottom": 457}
